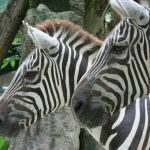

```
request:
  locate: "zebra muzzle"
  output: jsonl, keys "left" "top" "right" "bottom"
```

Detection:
{"left": 72, "top": 94, "right": 111, "bottom": 128}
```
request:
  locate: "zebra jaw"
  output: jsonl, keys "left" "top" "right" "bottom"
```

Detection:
{"left": 0, "top": 113, "right": 20, "bottom": 137}
{"left": 22, "top": 20, "right": 58, "bottom": 49}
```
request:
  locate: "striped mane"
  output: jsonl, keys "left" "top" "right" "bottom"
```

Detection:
{"left": 36, "top": 19, "right": 102, "bottom": 47}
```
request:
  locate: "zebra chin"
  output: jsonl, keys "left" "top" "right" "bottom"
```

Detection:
{"left": 72, "top": 99, "right": 111, "bottom": 128}
{"left": 74, "top": 111, "right": 110, "bottom": 129}
{"left": 0, "top": 116, "right": 20, "bottom": 137}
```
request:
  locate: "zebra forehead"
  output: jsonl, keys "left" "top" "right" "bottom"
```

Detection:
{"left": 35, "top": 19, "right": 102, "bottom": 44}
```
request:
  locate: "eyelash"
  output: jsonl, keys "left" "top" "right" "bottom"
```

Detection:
{"left": 110, "top": 45, "right": 128, "bottom": 54}
{"left": 24, "top": 70, "right": 39, "bottom": 81}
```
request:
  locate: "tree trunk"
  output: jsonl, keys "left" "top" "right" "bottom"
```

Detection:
{"left": 0, "top": 0, "right": 29, "bottom": 61}
{"left": 83, "top": 0, "right": 108, "bottom": 37}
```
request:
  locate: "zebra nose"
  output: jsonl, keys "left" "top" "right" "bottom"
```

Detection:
{"left": 72, "top": 88, "right": 91, "bottom": 114}
{"left": 73, "top": 98, "right": 84, "bottom": 113}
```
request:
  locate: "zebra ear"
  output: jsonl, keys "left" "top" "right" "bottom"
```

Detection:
{"left": 110, "top": 0, "right": 149, "bottom": 25}
{"left": 22, "top": 21, "right": 58, "bottom": 49}
{"left": 140, "top": 0, "right": 150, "bottom": 8}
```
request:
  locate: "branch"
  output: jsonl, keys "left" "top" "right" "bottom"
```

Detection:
{"left": 0, "top": 0, "right": 29, "bottom": 61}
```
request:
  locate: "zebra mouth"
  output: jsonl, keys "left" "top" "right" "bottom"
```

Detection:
{"left": 86, "top": 111, "right": 110, "bottom": 128}
{"left": 0, "top": 115, "right": 21, "bottom": 137}
{"left": 5, "top": 124, "right": 20, "bottom": 137}
{"left": 74, "top": 106, "right": 110, "bottom": 129}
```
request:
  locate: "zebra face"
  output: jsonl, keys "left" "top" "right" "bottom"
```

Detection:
{"left": 0, "top": 48, "right": 53, "bottom": 137}
{"left": 71, "top": 0, "right": 150, "bottom": 128}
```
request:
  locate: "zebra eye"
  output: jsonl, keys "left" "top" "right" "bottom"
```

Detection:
{"left": 111, "top": 44, "right": 128, "bottom": 54}
{"left": 24, "top": 70, "right": 39, "bottom": 80}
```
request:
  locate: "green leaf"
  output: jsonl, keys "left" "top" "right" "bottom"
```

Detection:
{"left": 1, "top": 63, "right": 9, "bottom": 69}
{"left": 3, "top": 57, "right": 11, "bottom": 62}
{"left": 10, "top": 59, "right": 16, "bottom": 68}
{"left": 105, "top": 11, "right": 112, "bottom": 23}
{"left": 0, "top": 137, "right": 9, "bottom": 150}
{"left": 7, "top": 50, "right": 12, "bottom": 53}
{"left": 1, "top": 59, "right": 10, "bottom": 69}
{"left": 12, "top": 33, "right": 21, "bottom": 44}
{"left": 13, "top": 55, "right": 20, "bottom": 60}
{"left": 0, "top": 55, "right": 20, "bottom": 69}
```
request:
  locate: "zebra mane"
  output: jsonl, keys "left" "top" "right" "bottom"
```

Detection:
{"left": 35, "top": 19, "right": 102, "bottom": 45}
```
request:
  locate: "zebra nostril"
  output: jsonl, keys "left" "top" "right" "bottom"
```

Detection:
{"left": 0, "top": 114, "right": 5, "bottom": 126}
{"left": 74, "top": 100, "right": 84, "bottom": 113}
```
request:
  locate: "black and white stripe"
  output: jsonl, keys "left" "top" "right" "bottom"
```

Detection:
{"left": 88, "top": 93, "right": 150, "bottom": 149}
{"left": 0, "top": 19, "right": 101, "bottom": 133}
{"left": 84, "top": 17, "right": 150, "bottom": 113}
{"left": 71, "top": 0, "right": 150, "bottom": 128}
{"left": 0, "top": 2, "right": 149, "bottom": 149}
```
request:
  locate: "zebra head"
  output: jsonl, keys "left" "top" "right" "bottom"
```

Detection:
{"left": 0, "top": 20, "right": 101, "bottom": 137}
{"left": 71, "top": 0, "right": 150, "bottom": 128}
{"left": 0, "top": 49, "right": 45, "bottom": 137}
{"left": 0, "top": 24, "right": 59, "bottom": 137}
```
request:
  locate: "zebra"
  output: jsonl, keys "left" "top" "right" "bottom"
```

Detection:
{"left": 88, "top": 93, "right": 150, "bottom": 150}
{"left": 0, "top": 3, "right": 149, "bottom": 150}
{"left": 71, "top": 0, "right": 150, "bottom": 129}
{"left": 0, "top": 19, "right": 102, "bottom": 137}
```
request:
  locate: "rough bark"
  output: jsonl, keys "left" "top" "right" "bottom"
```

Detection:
{"left": 0, "top": 0, "right": 29, "bottom": 61}
{"left": 39, "top": 0, "right": 71, "bottom": 12}
{"left": 69, "top": 0, "right": 85, "bottom": 16}
{"left": 83, "top": 0, "right": 146, "bottom": 39}
{"left": 83, "top": 0, "right": 108, "bottom": 37}
{"left": 29, "top": 0, "right": 40, "bottom": 8}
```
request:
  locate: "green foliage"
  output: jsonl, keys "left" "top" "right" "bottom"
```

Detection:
{"left": 0, "top": 32, "right": 21, "bottom": 70}
{"left": 1, "top": 55, "right": 20, "bottom": 69}
{"left": 105, "top": 10, "right": 112, "bottom": 23}
{"left": 12, "top": 33, "right": 21, "bottom": 44}
{"left": 0, "top": 137, "right": 9, "bottom": 150}
{"left": 103, "top": 8, "right": 113, "bottom": 37}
